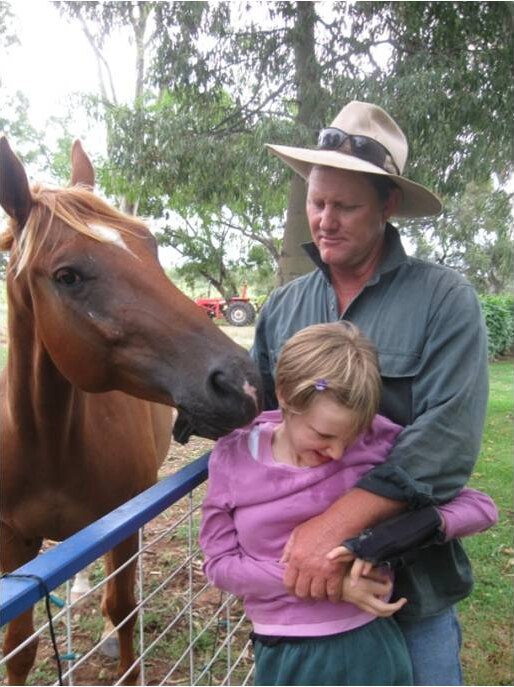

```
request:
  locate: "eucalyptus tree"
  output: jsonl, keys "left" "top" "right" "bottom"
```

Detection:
{"left": 363, "top": 2, "right": 514, "bottom": 278}
{"left": 54, "top": 1, "right": 514, "bottom": 290}
{"left": 408, "top": 181, "right": 514, "bottom": 294}
{"left": 151, "top": 0, "right": 514, "bottom": 283}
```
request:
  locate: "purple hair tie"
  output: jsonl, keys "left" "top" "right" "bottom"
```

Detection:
{"left": 314, "top": 378, "right": 328, "bottom": 391}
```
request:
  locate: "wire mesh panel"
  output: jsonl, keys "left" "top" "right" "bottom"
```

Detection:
{"left": 0, "top": 455, "right": 255, "bottom": 686}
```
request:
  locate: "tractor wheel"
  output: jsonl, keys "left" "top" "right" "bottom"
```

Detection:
{"left": 225, "top": 301, "right": 256, "bottom": 326}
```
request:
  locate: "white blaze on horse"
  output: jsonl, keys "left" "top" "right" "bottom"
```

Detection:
{"left": 0, "top": 138, "right": 261, "bottom": 685}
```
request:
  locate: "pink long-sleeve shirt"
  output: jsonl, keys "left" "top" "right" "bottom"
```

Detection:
{"left": 200, "top": 411, "right": 498, "bottom": 637}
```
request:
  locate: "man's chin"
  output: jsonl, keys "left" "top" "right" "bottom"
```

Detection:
{"left": 318, "top": 245, "right": 347, "bottom": 265}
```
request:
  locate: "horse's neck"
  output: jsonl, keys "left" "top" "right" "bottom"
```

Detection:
{"left": 5, "top": 297, "right": 84, "bottom": 452}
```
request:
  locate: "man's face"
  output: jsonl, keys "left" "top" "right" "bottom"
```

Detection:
{"left": 306, "top": 166, "right": 392, "bottom": 272}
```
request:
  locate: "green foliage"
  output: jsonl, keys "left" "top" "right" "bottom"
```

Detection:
{"left": 360, "top": 2, "right": 514, "bottom": 195}
{"left": 102, "top": 87, "right": 287, "bottom": 295}
{"left": 480, "top": 294, "right": 514, "bottom": 360}
{"left": 0, "top": 92, "right": 45, "bottom": 164}
{"left": 402, "top": 180, "right": 514, "bottom": 294}
{"left": 253, "top": 293, "right": 270, "bottom": 313}
{"left": 52, "top": 1, "right": 514, "bottom": 292}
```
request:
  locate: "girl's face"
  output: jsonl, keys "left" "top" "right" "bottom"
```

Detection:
{"left": 275, "top": 394, "right": 360, "bottom": 468}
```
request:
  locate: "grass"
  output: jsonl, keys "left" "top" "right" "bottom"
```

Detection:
{"left": 458, "top": 360, "right": 513, "bottom": 686}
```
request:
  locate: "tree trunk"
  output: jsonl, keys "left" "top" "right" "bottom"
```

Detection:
{"left": 278, "top": 176, "right": 313, "bottom": 285}
{"left": 278, "top": 1, "right": 323, "bottom": 284}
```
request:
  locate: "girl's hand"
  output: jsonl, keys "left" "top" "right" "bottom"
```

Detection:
{"left": 341, "top": 573, "right": 407, "bottom": 617}
{"left": 326, "top": 546, "right": 374, "bottom": 585}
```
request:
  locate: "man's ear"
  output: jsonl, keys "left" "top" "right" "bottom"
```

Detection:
{"left": 382, "top": 186, "right": 403, "bottom": 221}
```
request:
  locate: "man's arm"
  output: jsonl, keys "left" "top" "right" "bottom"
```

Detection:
{"left": 282, "top": 487, "right": 405, "bottom": 601}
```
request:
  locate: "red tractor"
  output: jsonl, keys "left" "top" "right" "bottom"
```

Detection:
{"left": 194, "top": 285, "right": 257, "bottom": 326}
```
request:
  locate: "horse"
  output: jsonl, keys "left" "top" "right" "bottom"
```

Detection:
{"left": 0, "top": 137, "right": 262, "bottom": 685}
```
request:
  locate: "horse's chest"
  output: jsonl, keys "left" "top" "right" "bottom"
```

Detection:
{"left": 11, "top": 487, "right": 101, "bottom": 541}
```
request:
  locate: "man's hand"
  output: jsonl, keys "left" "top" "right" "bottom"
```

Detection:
{"left": 281, "top": 512, "right": 350, "bottom": 602}
{"left": 281, "top": 489, "right": 405, "bottom": 602}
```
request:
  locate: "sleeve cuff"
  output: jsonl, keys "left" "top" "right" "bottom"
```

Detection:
{"left": 356, "top": 464, "right": 435, "bottom": 509}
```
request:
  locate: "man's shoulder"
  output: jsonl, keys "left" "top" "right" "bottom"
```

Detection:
{"left": 271, "top": 269, "right": 324, "bottom": 297}
{"left": 264, "top": 269, "right": 325, "bottom": 311}
{"left": 403, "top": 256, "right": 472, "bottom": 289}
{"left": 393, "top": 256, "right": 481, "bottom": 310}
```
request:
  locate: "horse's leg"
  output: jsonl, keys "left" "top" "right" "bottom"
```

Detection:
{"left": 0, "top": 523, "right": 43, "bottom": 686}
{"left": 101, "top": 534, "right": 140, "bottom": 685}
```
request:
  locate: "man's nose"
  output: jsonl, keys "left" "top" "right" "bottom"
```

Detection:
{"left": 320, "top": 205, "right": 338, "bottom": 230}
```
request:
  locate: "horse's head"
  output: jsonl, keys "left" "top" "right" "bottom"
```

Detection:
{"left": 0, "top": 137, "right": 263, "bottom": 442}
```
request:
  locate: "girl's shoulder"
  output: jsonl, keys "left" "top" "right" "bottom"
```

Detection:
{"left": 211, "top": 410, "right": 282, "bottom": 466}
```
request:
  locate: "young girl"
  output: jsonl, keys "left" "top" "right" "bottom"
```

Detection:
{"left": 200, "top": 323, "right": 497, "bottom": 686}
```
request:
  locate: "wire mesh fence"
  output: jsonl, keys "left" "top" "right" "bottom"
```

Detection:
{"left": 0, "top": 456, "right": 254, "bottom": 686}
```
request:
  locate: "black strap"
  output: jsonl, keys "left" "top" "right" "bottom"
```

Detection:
{"left": 343, "top": 506, "right": 444, "bottom": 569}
{"left": 1, "top": 573, "right": 63, "bottom": 685}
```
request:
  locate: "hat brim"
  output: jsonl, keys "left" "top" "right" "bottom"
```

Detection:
{"left": 266, "top": 144, "right": 442, "bottom": 218}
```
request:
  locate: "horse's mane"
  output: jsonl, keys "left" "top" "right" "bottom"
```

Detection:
{"left": 0, "top": 184, "right": 148, "bottom": 275}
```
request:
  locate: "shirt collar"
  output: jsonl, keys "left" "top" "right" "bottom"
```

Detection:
{"left": 302, "top": 223, "right": 408, "bottom": 284}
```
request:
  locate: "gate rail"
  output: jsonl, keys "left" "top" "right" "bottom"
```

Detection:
{"left": 0, "top": 454, "right": 209, "bottom": 626}
{"left": 0, "top": 453, "right": 254, "bottom": 686}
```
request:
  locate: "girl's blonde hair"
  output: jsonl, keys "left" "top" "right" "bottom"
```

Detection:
{"left": 275, "top": 322, "right": 381, "bottom": 435}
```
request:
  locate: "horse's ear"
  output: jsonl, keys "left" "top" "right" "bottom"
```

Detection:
{"left": 0, "top": 136, "right": 33, "bottom": 230}
{"left": 71, "top": 140, "right": 95, "bottom": 188}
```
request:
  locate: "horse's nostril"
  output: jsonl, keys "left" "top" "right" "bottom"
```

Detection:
{"left": 209, "top": 369, "right": 235, "bottom": 396}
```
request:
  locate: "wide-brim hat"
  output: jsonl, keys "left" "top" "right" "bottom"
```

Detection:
{"left": 266, "top": 101, "right": 442, "bottom": 218}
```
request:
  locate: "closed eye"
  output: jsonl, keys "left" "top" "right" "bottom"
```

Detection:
{"left": 335, "top": 203, "right": 359, "bottom": 211}
{"left": 309, "top": 426, "right": 336, "bottom": 440}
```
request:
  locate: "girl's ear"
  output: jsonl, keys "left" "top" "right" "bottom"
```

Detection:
{"left": 276, "top": 391, "right": 287, "bottom": 413}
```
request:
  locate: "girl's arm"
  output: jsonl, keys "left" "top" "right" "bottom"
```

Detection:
{"left": 437, "top": 486, "right": 498, "bottom": 540}
{"left": 199, "top": 445, "right": 286, "bottom": 599}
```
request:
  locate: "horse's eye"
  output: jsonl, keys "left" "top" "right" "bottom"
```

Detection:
{"left": 53, "top": 267, "right": 83, "bottom": 287}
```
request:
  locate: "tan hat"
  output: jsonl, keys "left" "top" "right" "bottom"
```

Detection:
{"left": 266, "top": 101, "right": 442, "bottom": 218}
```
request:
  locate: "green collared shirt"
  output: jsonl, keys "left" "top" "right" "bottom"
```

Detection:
{"left": 252, "top": 224, "right": 489, "bottom": 619}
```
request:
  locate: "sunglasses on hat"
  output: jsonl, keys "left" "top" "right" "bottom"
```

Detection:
{"left": 317, "top": 127, "right": 399, "bottom": 175}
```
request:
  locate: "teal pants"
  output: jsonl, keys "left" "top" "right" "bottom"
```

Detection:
{"left": 253, "top": 617, "right": 413, "bottom": 686}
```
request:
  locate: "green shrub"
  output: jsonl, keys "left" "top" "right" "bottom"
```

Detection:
{"left": 479, "top": 294, "right": 514, "bottom": 359}
{"left": 253, "top": 294, "right": 269, "bottom": 312}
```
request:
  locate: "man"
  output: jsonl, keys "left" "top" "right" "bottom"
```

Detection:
{"left": 252, "top": 101, "right": 488, "bottom": 685}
